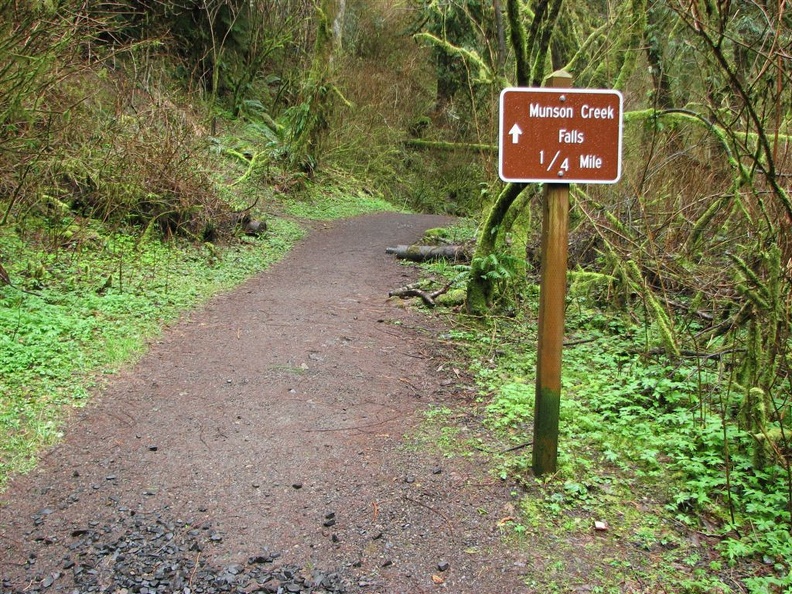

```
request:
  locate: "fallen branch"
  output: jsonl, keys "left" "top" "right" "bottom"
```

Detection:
{"left": 389, "top": 282, "right": 451, "bottom": 307}
{"left": 638, "top": 347, "right": 742, "bottom": 360}
{"left": 402, "top": 138, "right": 497, "bottom": 153}
{"left": 665, "top": 298, "right": 715, "bottom": 322}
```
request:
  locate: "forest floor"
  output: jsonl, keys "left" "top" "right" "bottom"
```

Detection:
{"left": 0, "top": 212, "right": 535, "bottom": 593}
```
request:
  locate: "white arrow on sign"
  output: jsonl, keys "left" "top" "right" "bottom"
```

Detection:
{"left": 508, "top": 123, "right": 522, "bottom": 144}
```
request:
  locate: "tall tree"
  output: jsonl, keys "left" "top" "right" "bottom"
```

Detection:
{"left": 465, "top": 0, "right": 561, "bottom": 314}
{"left": 286, "top": 0, "right": 349, "bottom": 171}
{"left": 417, "top": 0, "right": 491, "bottom": 112}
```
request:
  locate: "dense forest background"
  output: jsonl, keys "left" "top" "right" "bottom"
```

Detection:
{"left": 1, "top": 1, "right": 791, "bottom": 591}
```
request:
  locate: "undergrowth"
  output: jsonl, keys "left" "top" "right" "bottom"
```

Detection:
{"left": 415, "top": 277, "right": 791, "bottom": 592}
{"left": 281, "top": 182, "right": 403, "bottom": 220}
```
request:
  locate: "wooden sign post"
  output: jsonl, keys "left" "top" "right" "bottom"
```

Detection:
{"left": 532, "top": 71, "right": 572, "bottom": 476}
{"left": 497, "top": 70, "right": 623, "bottom": 475}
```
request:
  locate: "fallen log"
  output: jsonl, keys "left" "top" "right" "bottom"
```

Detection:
{"left": 402, "top": 139, "right": 497, "bottom": 153}
{"left": 385, "top": 244, "right": 470, "bottom": 262}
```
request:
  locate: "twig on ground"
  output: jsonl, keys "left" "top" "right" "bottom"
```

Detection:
{"left": 388, "top": 282, "right": 452, "bottom": 307}
{"left": 501, "top": 441, "right": 532, "bottom": 453}
{"left": 188, "top": 552, "right": 201, "bottom": 587}
{"left": 402, "top": 494, "right": 455, "bottom": 536}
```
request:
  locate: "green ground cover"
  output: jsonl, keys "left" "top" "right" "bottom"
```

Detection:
{"left": 409, "top": 251, "right": 792, "bottom": 593}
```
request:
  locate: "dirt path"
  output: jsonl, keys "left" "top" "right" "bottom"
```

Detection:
{"left": 0, "top": 213, "right": 527, "bottom": 593}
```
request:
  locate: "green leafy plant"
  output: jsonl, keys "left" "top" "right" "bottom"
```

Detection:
{"left": 442, "top": 294, "right": 791, "bottom": 592}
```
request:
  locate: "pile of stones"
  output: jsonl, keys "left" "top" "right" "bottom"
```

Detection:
{"left": 2, "top": 511, "right": 347, "bottom": 594}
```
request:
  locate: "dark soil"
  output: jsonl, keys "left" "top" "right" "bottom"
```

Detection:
{"left": 0, "top": 213, "right": 527, "bottom": 593}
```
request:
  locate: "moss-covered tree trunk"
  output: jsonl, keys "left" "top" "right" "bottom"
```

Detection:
{"left": 645, "top": 4, "right": 673, "bottom": 109}
{"left": 612, "top": 0, "right": 646, "bottom": 91}
{"left": 289, "top": 0, "right": 341, "bottom": 171}
{"left": 493, "top": 0, "right": 507, "bottom": 76}
{"left": 466, "top": 182, "right": 527, "bottom": 313}
{"left": 465, "top": 0, "right": 561, "bottom": 315}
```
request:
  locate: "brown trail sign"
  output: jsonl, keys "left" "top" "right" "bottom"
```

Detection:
{"left": 499, "top": 87, "right": 623, "bottom": 184}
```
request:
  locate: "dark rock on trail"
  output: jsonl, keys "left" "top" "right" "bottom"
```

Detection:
{"left": 1, "top": 504, "right": 347, "bottom": 594}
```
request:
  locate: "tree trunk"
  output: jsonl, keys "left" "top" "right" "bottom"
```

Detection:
{"left": 289, "top": 0, "right": 338, "bottom": 170}
{"left": 493, "top": 0, "right": 506, "bottom": 76}
{"left": 507, "top": 0, "right": 530, "bottom": 86}
{"left": 613, "top": 0, "right": 647, "bottom": 91}
{"left": 645, "top": 5, "right": 674, "bottom": 109}
{"left": 332, "top": 0, "right": 346, "bottom": 50}
{"left": 530, "top": 0, "right": 563, "bottom": 86}
{"left": 465, "top": 0, "right": 563, "bottom": 314}
{"left": 466, "top": 182, "right": 527, "bottom": 314}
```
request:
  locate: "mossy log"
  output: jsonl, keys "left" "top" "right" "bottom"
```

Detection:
{"left": 385, "top": 244, "right": 470, "bottom": 262}
{"left": 402, "top": 139, "right": 496, "bottom": 153}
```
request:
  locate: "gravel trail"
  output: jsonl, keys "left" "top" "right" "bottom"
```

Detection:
{"left": 0, "top": 213, "right": 526, "bottom": 593}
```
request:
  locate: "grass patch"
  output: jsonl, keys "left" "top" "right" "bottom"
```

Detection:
{"left": 422, "top": 300, "right": 788, "bottom": 593}
{"left": 406, "top": 403, "right": 488, "bottom": 459}
{"left": 0, "top": 217, "right": 306, "bottom": 488}
{"left": 283, "top": 183, "right": 403, "bottom": 220}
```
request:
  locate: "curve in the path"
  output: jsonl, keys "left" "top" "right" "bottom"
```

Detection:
{"left": 0, "top": 213, "right": 526, "bottom": 594}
